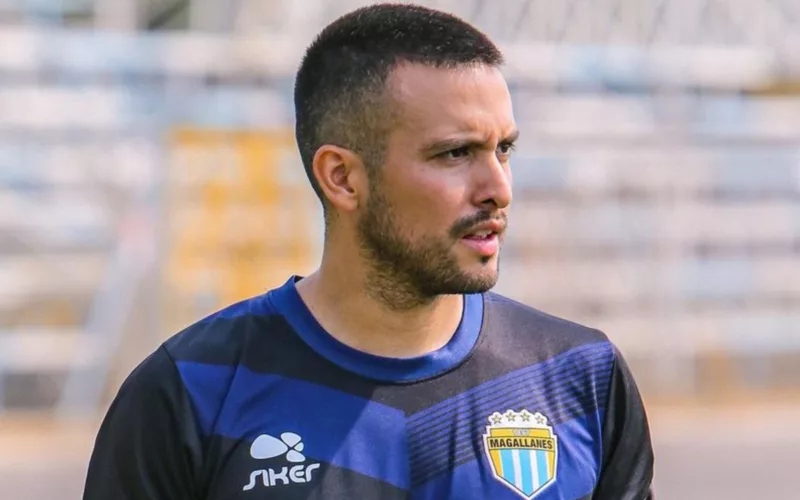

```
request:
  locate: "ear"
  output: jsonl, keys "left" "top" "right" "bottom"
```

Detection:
{"left": 312, "top": 145, "right": 368, "bottom": 213}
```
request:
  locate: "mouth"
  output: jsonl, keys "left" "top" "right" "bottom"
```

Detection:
{"left": 463, "top": 229, "right": 497, "bottom": 240}
{"left": 460, "top": 229, "right": 501, "bottom": 257}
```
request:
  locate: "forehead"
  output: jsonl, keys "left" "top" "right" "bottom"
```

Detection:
{"left": 386, "top": 63, "right": 515, "bottom": 139}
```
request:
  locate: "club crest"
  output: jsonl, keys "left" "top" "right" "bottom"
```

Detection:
{"left": 483, "top": 410, "right": 558, "bottom": 499}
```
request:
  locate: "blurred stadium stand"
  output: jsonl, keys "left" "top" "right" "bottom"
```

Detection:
{"left": 0, "top": 0, "right": 798, "bottom": 421}
{"left": 0, "top": 2, "right": 798, "bottom": 500}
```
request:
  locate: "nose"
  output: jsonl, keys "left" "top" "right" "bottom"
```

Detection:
{"left": 472, "top": 153, "right": 512, "bottom": 210}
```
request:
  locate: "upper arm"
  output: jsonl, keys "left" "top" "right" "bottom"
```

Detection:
{"left": 83, "top": 346, "right": 203, "bottom": 500}
{"left": 592, "top": 346, "right": 655, "bottom": 500}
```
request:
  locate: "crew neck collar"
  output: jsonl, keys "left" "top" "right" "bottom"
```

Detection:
{"left": 268, "top": 276, "right": 484, "bottom": 383}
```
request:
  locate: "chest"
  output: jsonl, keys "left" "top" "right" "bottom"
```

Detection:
{"left": 198, "top": 375, "right": 604, "bottom": 500}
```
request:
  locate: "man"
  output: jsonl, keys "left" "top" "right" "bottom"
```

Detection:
{"left": 84, "top": 4, "right": 654, "bottom": 499}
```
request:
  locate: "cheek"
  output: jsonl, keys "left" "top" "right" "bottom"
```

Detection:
{"left": 402, "top": 188, "right": 461, "bottom": 240}
{"left": 380, "top": 162, "right": 466, "bottom": 236}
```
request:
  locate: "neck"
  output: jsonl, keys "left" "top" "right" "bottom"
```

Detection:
{"left": 295, "top": 252, "right": 464, "bottom": 359}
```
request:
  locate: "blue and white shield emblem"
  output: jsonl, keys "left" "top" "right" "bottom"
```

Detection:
{"left": 483, "top": 410, "right": 558, "bottom": 499}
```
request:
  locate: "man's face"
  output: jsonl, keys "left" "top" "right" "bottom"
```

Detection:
{"left": 356, "top": 63, "right": 516, "bottom": 303}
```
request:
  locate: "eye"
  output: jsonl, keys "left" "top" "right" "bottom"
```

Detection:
{"left": 441, "top": 146, "right": 471, "bottom": 160}
{"left": 497, "top": 142, "right": 516, "bottom": 156}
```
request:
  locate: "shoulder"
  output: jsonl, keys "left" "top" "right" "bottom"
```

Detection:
{"left": 114, "top": 292, "right": 282, "bottom": 402}
{"left": 117, "top": 344, "right": 182, "bottom": 399}
{"left": 478, "top": 292, "right": 620, "bottom": 383}
{"left": 125, "top": 291, "right": 294, "bottom": 435}
{"left": 161, "top": 291, "right": 287, "bottom": 364}
{"left": 483, "top": 292, "right": 613, "bottom": 351}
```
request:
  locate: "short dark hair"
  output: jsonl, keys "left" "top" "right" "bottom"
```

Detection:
{"left": 293, "top": 3, "right": 504, "bottom": 205}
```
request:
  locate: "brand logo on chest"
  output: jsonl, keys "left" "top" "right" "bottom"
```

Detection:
{"left": 243, "top": 432, "right": 321, "bottom": 491}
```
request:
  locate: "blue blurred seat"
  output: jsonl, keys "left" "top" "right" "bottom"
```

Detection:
{"left": 714, "top": 148, "right": 798, "bottom": 195}
{"left": 689, "top": 95, "right": 751, "bottom": 136}
{"left": 682, "top": 257, "right": 754, "bottom": 301}
{"left": 511, "top": 155, "right": 568, "bottom": 193}
{"left": 573, "top": 202, "right": 658, "bottom": 248}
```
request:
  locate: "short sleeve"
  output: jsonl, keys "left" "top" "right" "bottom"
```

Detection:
{"left": 83, "top": 346, "right": 203, "bottom": 500}
{"left": 592, "top": 346, "right": 655, "bottom": 500}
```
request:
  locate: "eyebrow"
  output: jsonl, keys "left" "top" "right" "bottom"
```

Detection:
{"left": 503, "top": 129, "right": 521, "bottom": 144}
{"left": 422, "top": 129, "right": 520, "bottom": 155}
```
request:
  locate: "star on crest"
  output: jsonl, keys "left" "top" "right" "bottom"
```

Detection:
{"left": 504, "top": 410, "right": 517, "bottom": 422}
{"left": 534, "top": 414, "right": 548, "bottom": 425}
{"left": 490, "top": 412, "right": 504, "bottom": 425}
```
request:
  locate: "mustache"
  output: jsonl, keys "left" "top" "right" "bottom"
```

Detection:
{"left": 449, "top": 211, "right": 508, "bottom": 239}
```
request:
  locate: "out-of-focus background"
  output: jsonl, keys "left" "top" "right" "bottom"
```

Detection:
{"left": 1, "top": 0, "right": 799, "bottom": 498}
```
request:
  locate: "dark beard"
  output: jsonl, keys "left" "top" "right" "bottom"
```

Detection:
{"left": 356, "top": 185, "right": 499, "bottom": 311}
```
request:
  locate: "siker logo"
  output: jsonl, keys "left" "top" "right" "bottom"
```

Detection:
{"left": 243, "top": 432, "right": 321, "bottom": 491}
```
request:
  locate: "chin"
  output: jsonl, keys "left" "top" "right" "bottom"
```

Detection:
{"left": 458, "top": 266, "right": 499, "bottom": 293}
{"left": 460, "top": 251, "right": 499, "bottom": 272}
{"left": 421, "top": 266, "right": 497, "bottom": 296}
{"left": 419, "top": 250, "right": 501, "bottom": 295}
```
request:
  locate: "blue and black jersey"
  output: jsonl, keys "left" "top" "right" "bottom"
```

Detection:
{"left": 84, "top": 276, "right": 653, "bottom": 500}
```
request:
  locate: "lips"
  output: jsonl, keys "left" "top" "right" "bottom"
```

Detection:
{"left": 460, "top": 233, "right": 500, "bottom": 257}
{"left": 464, "top": 229, "right": 494, "bottom": 240}
{"left": 461, "top": 218, "right": 506, "bottom": 240}
{"left": 460, "top": 219, "right": 505, "bottom": 257}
